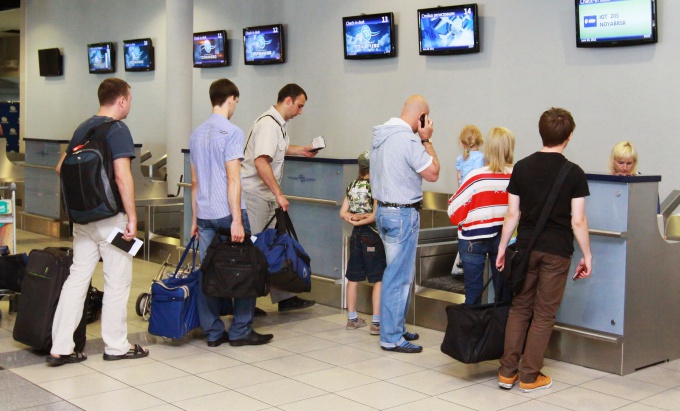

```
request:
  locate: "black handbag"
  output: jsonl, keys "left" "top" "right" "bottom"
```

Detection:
{"left": 502, "top": 162, "right": 573, "bottom": 294}
{"left": 200, "top": 228, "right": 270, "bottom": 299}
{"left": 441, "top": 274, "right": 510, "bottom": 363}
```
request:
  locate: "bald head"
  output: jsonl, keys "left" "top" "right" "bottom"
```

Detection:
{"left": 400, "top": 95, "right": 430, "bottom": 132}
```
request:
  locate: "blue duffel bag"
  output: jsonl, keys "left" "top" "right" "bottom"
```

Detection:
{"left": 149, "top": 237, "right": 200, "bottom": 339}
{"left": 254, "top": 208, "right": 311, "bottom": 293}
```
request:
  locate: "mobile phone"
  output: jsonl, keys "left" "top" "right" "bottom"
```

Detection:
{"left": 309, "top": 147, "right": 324, "bottom": 153}
{"left": 420, "top": 114, "right": 426, "bottom": 128}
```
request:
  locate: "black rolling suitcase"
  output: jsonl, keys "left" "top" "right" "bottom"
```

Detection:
{"left": 13, "top": 247, "right": 88, "bottom": 353}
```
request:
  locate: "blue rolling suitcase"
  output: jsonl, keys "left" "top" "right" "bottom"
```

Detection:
{"left": 148, "top": 238, "right": 200, "bottom": 339}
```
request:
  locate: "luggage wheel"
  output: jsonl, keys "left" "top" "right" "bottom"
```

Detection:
{"left": 135, "top": 293, "right": 151, "bottom": 320}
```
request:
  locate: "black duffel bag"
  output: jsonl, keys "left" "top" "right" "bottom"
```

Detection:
{"left": 200, "top": 228, "right": 270, "bottom": 299}
{"left": 441, "top": 274, "right": 510, "bottom": 364}
{"left": 0, "top": 253, "right": 28, "bottom": 292}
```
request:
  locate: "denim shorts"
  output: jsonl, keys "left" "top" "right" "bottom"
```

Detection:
{"left": 346, "top": 226, "right": 386, "bottom": 284}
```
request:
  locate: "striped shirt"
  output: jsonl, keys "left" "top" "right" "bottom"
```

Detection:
{"left": 448, "top": 166, "right": 512, "bottom": 240}
{"left": 190, "top": 114, "right": 246, "bottom": 220}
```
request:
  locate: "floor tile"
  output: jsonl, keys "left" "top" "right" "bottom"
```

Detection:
{"left": 11, "top": 362, "right": 96, "bottom": 384}
{"left": 146, "top": 341, "right": 209, "bottom": 360}
{"left": 291, "top": 367, "right": 379, "bottom": 392}
{"left": 198, "top": 364, "right": 284, "bottom": 389}
{"left": 539, "top": 386, "right": 632, "bottom": 410}
{"left": 386, "top": 396, "right": 478, "bottom": 411}
{"left": 302, "top": 344, "right": 380, "bottom": 366}
{"left": 311, "top": 327, "right": 376, "bottom": 345}
{"left": 213, "top": 343, "right": 296, "bottom": 363}
{"left": 541, "top": 361, "right": 611, "bottom": 386}
{"left": 0, "top": 383, "right": 65, "bottom": 410}
{"left": 434, "top": 360, "right": 499, "bottom": 383}
{"left": 336, "top": 381, "right": 428, "bottom": 409}
{"left": 253, "top": 353, "right": 335, "bottom": 377}
{"left": 501, "top": 400, "right": 573, "bottom": 411}
{"left": 254, "top": 325, "right": 304, "bottom": 340}
{"left": 625, "top": 365, "right": 680, "bottom": 388}
{"left": 388, "top": 369, "right": 474, "bottom": 396}
{"left": 159, "top": 351, "right": 243, "bottom": 374}
{"left": 343, "top": 356, "right": 425, "bottom": 380}
{"left": 172, "top": 389, "right": 271, "bottom": 411}
{"left": 658, "top": 359, "right": 680, "bottom": 371}
{"left": 268, "top": 334, "right": 340, "bottom": 353}
{"left": 638, "top": 386, "right": 680, "bottom": 410}
{"left": 279, "top": 318, "right": 344, "bottom": 334}
{"left": 82, "top": 354, "right": 156, "bottom": 373}
{"left": 582, "top": 374, "right": 668, "bottom": 401}
{"left": 102, "top": 362, "right": 188, "bottom": 386}
{"left": 479, "top": 376, "right": 572, "bottom": 398}
{"left": 0, "top": 368, "right": 32, "bottom": 390}
{"left": 37, "top": 372, "right": 128, "bottom": 400}
{"left": 279, "top": 393, "right": 375, "bottom": 411}
{"left": 347, "top": 339, "right": 387, "bottom": 356}
{"left": 436, "top": 383, "right": 530, "bottom": 411}
{"left": 20, "top": 401, "right": 85, "bottom": 410}
{"left": 235, "top": 378, "right": 326, "bottom": 406}
{"left": 385, "top": 346, "right": 456, "bottom": 369}
{"left": 69, "top": 387, "right": 166, "bottom": 411}
{"left": 133, "top": 405, "right": 183, "bottom": 411}
{"left": 137, "top": 375, "right": 227, "bottom": 403}
{"left": 405, "top": 327, "right": 446, "bottom": 348}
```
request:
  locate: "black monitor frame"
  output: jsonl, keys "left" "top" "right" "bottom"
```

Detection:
{"left": 417, "top": 4, "right": 480, "bottom": 56}
{"left": 193, "top": 30, "right": 229, "bottom": 68}
{"left": 342, "top": 11, "right": 397, "bottom": 60}
{"left": 87, "top": 42, "right": 116, "bottom": 74}
{"left": 123, "top": 38, "right": 155, "bottom": 72}
{"left": 243, "top": 24, "right": 285, "bottom": 65}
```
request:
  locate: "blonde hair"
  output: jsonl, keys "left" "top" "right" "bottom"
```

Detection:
{"left": 484, "top": 127, "right": 515, "bottom": 173}
{"left": 608, "top": 141, "right": 638, "bottom": 175}
{"left": 459, "top": 125, "right": 484, "bottom": 160}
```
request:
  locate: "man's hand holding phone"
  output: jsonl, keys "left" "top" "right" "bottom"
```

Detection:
{"left": 572, "top": 257, "right": 591, "bottom": 280}
{"left": 418, "top": 113, "right": 433, "bottom": 141}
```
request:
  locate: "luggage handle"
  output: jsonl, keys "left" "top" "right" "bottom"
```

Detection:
{"left": 263, "top": 208, "right": 300, "bottom": 241}
{"left": 174, "top": 236, "right": 197, "bottom": 277}
{"left": 473, "top": 272, "right": 506, "bottom": 306}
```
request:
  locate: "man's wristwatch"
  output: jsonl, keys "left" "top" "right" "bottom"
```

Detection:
{"left": 421, "top": 139, "right": 431, "bottom": 145}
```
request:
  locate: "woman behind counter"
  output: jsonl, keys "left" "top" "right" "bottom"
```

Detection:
{"left": 609, "top": 141, "right": 638, "bottom": 176}
{"left": 448, "top": 127, "right": 516, "bottom": 304}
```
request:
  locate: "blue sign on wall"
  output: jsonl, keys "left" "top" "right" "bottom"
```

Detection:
{"left": 0, "top": 102, "right": 20, "bottom": 152}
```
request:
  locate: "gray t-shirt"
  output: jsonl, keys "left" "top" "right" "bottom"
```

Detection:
{"left": 67, "top": 116, "right": 135, "bottom": 160}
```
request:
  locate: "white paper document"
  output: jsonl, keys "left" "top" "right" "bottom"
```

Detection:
{"left": 106, "top": 228, "right": 144, "bottom": 256}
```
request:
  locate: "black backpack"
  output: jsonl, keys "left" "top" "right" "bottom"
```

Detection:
{"left": 60, "top": 121, "right": 123, "bottom": 224}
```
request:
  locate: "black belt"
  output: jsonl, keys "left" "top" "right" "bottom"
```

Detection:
{"left": 378, "top": 200, "right": 423, "bottom": 210}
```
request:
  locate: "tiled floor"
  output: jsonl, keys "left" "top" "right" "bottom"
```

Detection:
{"left": 1, "top": 230, "right": 680, "bottom": 410}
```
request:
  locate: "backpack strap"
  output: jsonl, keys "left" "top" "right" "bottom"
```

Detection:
{"left": 244, "top": 114, "right": 285, "bottom": 155}
{"left": 72, "top": 120, "right": 119, "bottom": 153}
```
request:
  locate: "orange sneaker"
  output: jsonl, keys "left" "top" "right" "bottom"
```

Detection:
{"left": 519, "top": 373, "right": 553, "bottom": 393}
{"left": 498, "top": 372, "right": 519, "bottom": 390}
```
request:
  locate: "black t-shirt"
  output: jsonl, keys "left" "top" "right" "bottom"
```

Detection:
{"left": 67, "top": 116, "right": 135, "bottom": 160}
{"left": 507, "top": 152, "right": 589, "bottom": 258}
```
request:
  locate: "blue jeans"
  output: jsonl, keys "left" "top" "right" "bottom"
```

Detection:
{"left": 196, "top": 211, "right": 256, "bottom": 341}
{"left": 458, "top": 235, "right": 511, "bottom": 305}
{"left": 375, "top": 206, "right": 420, "bottom": 348}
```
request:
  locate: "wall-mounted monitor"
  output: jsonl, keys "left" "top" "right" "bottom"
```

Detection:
{"left": 123, "top": 38, "right": 154, "bottom": 71}
{"left": 418, "top": 4, "right": 480, "bottom": 55}
{"left": 342, "top": 12, "right": 396, "bottom": 59}
{"left": 193, "top": 30, "right": 228, "bottom": 68}
{"left": 575, "top": 0, "right": 657, "bottom": 48}
{"left": 243, "top": 24, "right": 285, "bottom": 65}
{"left": 88, "top": 42, "right": 115, "bottom": 74}
{"left": 38, "top": 48, "right": 63, "bottom": 77}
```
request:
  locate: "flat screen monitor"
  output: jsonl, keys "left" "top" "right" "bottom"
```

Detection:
{"left": 575, "top": 0, "right": 657, "bottom": 47}
{"left": 123, "top": 38, "right": 154, "bottom": 71}
{"left": 342, "top": 12, "right": 396, "bottom": 59}
{"left": 418, "top": 4, "right": 480, "bottom": 55}
{"left": 193, "top": 30, "right": 228, "bottom": 67}
{"left": 243, "top": 24, "right": 285, "bottom": 65}
{"left": 88, "top": 42, "right": 115, "bottom": 74}
{"left": 38, "top": 48, "right": 63, "bottom": 77}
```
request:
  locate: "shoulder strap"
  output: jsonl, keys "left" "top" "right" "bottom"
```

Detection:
{"left": 244, "top": 114, "right": 285, "bottom": 155}
{"left": 526, "top": 161, "right": 574, "bottom": 252}
{"left": 73, "top": 120, "right": 119, "bottom": 151}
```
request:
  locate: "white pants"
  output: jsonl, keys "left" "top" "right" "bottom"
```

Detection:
{"left": 244, "top": 191, "right": 295, "bottom": 304}
{"left": 51, "top": 213, "right": 132, "bottom": 356}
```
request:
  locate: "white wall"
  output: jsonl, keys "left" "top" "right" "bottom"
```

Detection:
{"left": 24, "top": 0, "right": 680, "bottom": 199}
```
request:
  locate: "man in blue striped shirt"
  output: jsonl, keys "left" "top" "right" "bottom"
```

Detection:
{"left": 190, "top": 79, "right": 273, "bottom": 347}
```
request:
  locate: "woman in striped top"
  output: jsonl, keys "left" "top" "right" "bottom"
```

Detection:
{"left": 448, "top": 127, "right": 516, "bottom": 304}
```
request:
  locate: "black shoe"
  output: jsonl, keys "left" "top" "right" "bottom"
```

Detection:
{"left": 229, "top": 330, "right": 274, "bottom": 346}
{"left": 207, "top": 332, "right": 230, "bottom": 347}
{"left": 381, "top": 342, "right": 423, "bottom": 354}
{"left": 278, "top": 296, "right": 316, "bottom": 312}
{"left": 254, "top": 307, "right": 267, "bottom": 317}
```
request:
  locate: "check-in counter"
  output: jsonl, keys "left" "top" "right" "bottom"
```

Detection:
{"left": 546, "top": 173, "right": 680, "bottom": 375}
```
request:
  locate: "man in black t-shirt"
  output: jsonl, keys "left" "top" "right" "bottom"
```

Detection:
{"left": 48, "top": 78, "right": 148, "bottom": 366}
{"left": 495, "top": 107, "right": 592, "bottom": 393}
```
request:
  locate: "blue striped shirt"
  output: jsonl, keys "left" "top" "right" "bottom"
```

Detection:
{"left": 190, "top": 114, "right": 246, "bottom": 219}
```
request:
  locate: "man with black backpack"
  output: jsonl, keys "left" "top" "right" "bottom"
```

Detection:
{"left": 48, "top": 78, "right": 148, "bottom": 365}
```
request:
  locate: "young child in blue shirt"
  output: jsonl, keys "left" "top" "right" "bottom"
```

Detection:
{"left": 456, "top": 125, "right": 485, "bottom": 185}
{"left": 339, "top": 150, "right": 385, "bottom": 334}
